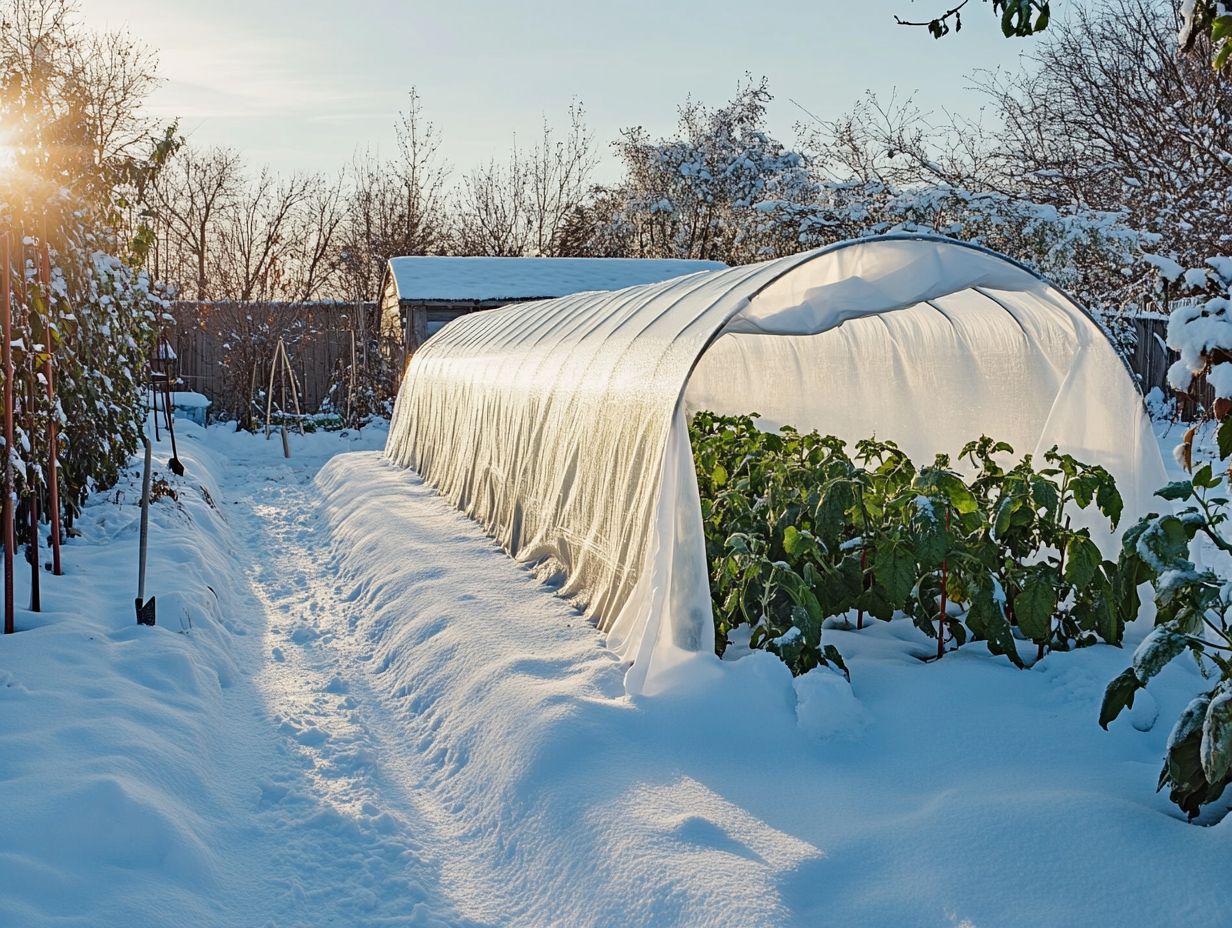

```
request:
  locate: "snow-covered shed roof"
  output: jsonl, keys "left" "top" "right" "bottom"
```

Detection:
{"left": 385, "top": 235, "right": 1166, "bottom": 694}
{"left": 384, "top": 256, "right": 727, "bottom": 303}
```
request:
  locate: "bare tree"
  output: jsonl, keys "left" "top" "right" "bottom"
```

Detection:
{"left": 451, "top": 102, "right": 596, "bottom": 257}
{"left": 451, "top": 150, "right": 530, "bottom": 256}
{"left": 152, "top": 146, "right": 242, "bottom": 299}
{"left": 213, "top": 166, "right": 313, "bottom": 301}
{"left": 71, "top": 26, "right": 160, "bottom": 167}
{"left": 336, "top": 89, "right": 451, "bottom": 301}
{"left": 526, "top": 102, "right": 597, "bottom": 255}
{"left": 799, "top": 90, "right": 1007, "bottom": 191}
{"left": 287, "top": 170, "right": 347, "bottom": 302}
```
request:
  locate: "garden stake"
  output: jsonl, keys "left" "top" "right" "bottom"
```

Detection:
{"left": 857, "top": 549, "right": 866, "bottom": 630}
{"left": 150, "top": 376, "right": 160, "bottom": 442}
{"left": 135, "top": 436, "right": 155, "bottom": 626}
{"left": 14, "top": 235, "right": 37, "bottom": 612}
{"left": 263, "top": 339, "right": 279, "bottom": 440}
{"left": 160, "top": 370, "right": 184, "bottom": 476}
{"left": 39, "top": 241, "right": 61, "bottom": 576}
{"left": 938, "top": 507, "right": 950, "bottom": 661}
{"left": 25, "top": 350, "right": 38, "bottom": 613}
{"left": 2, "top": 233, "right": 13, "bottom": 634}
{"left": 281, "top": 339, "right": 304, "bottom": 435}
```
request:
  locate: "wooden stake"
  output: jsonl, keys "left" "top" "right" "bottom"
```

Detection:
{"left": 347, "top": 327, "right": 356, "bottom": 427}
{"left": 2, "top": 233, "right": 14, "bottom": 634}
{"left": 20, "top": 240, "right": 38, "bottom": 614}
{"left": 39, "top": 241, "right": 60, "bottom": 577}
{"left": 264, "top": 339, "right": 278, "bottom": 440}
{"left": 26, "top": 377, "right": 39, "bottom": 613}
{"left": 280, "top": 339, "right": 304, "bottom": 434}
{"left": 938, "top": 507, "right": 950, "bottom": 660}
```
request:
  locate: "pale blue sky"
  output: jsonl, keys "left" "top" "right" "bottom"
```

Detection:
{"left": 88, "top": 0, "right": 1038, "bottom": 180}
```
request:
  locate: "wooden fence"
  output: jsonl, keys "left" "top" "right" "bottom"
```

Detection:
{"left": 167, "top": 301, "right": 376, "bottom": 419}
{"left": 1130, "top": 305, "right": 1210, "bottom": 417}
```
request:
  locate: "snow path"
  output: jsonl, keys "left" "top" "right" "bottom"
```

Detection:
{"left": 209, "top": 440, "right": 488, "bottom": 927}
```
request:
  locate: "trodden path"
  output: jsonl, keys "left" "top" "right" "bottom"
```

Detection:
{"left": 201, "top": 438, "right": 490, "bottom": 928}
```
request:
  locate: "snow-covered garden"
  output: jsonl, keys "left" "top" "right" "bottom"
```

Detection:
{"left": 2, "top": 0, "right": 1232, "bottom": 925}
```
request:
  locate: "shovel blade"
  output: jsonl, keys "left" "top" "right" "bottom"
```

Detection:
{"left": 136, "top": 596, "right": 157, "bottom": 626}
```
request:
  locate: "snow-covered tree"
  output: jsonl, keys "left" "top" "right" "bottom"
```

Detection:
{"left": 582, "top": 78, "right": 822, "bottom": 264}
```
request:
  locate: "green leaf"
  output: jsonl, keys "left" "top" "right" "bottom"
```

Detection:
{"left": 1216, "top": 39, "right": 1232, "bottom": 71}
{"left": 712, "top": 464, "right": 728, "bottom": 487}
{"left": 1099, "top": 668, "right": 1141, "bottom": 729}
{"left": 1200, "top": 691, "right": 1232, "bottom": 785}
{"left": 873, "top": 542, "right": 916, "bottom": 605}
{"left": 936, "top": 473, "right": 979, "bottom": 514}
{"left": 1219, "top": 416, "right": 1232, "bottom": 461}
{"left": 1095, "top": 479, "right": 1123, "bottom": 528}
{"left": 1071, "top": 475, "right": 1096, "bottom": 509}
{"left": 993, "top": 494, "right": 1021, "bottom": 540}
{"left": 1155, "top": 480, "right": 1195, "bottom": 502}
{"left": 1014, "top": 570, "right": 1055, "bottom": 642}
{"left": 969, "top": 574, "right": 1023, "bottom": 668}
{"left": 1192, "top": 463, "right": 1220, "bottom": 490}
{"left": 857, "top": 586, "right": 895, "bottom": 622}
{"left": 1030, "top": 476, "right": 1059, "bottom": 518}
{"left": 821, "top": 644, "right": 850, "bottom": 681}
{"left": 1137, "top": 515, "right": 1192, "bottom": 569}
{"left": 1001, "top": 2, "right": 1016, "bottom": 36}
{"left": 1063, "top": 535, "right": 1102, "bottom": 589}
{"left": 782, "top": 525, "right": 804, "bottom": 558}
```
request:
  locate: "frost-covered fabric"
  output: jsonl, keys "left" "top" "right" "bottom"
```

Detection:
{"left": 385, "top": 235, "right": 1166, "bottom": 693}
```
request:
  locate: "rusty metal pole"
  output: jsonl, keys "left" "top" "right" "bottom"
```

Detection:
{"left": 2, "top": 233, "right": 14, "bottom": 633}
{"left": 39, "top": 240, "right": 60, "bottom": 577}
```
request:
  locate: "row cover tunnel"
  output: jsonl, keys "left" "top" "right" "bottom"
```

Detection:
{"left": 385, "top": 235, "right": 1166, "bottom": 692}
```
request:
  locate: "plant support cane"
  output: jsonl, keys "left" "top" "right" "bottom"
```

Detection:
{"left": 39, "top": 240, "right": 61, "bottom": 575}
{"left": 1, "top": 233, "right": 13, "bottom": 634}
{"left": 135, "top": 437, "right": 156, "bottom": 626}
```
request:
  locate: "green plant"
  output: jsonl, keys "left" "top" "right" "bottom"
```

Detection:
{"left": 1100, "top": 434, "right": 1232, "bottom": 819}
{"left": 690, "top": 412, "right": 1127, "bottom": 679}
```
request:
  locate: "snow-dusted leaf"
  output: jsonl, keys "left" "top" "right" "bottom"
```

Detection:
{"left": 1132, "top": 625, "right": 1190, "bottom": 682}
{"left": 1200, "top": 691, "right": 1232, "bottom": 785}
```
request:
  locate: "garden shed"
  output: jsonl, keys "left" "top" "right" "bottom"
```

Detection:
{"left": 377, "top": 255, "right": 726, "bottom": 363}
{"left": 385, "top": 235, "right": 1168, "bottom": 693}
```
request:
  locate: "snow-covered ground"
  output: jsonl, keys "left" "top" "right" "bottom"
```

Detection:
{"left": 1, "top": 415, "right": 1229, "bottom": 927}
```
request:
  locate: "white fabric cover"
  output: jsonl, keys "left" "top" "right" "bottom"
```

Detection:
{"left": 385, "top": 236, "right": 1167, "bottom": 693}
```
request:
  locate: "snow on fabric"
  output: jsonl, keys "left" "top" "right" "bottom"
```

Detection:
{"left": 386, "top": 255, "right": 726, "bottom": 301}
{"left": 386, "top": 234, "right": 1168, "bottom": 694}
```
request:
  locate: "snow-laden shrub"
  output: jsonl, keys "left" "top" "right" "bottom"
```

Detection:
{"left": 1160, "top": 256, "right": 1232, "bottom": 403}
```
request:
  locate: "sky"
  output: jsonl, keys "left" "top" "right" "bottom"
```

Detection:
{"left": 86, "top": 0, "right": 1037, "bottom": 182}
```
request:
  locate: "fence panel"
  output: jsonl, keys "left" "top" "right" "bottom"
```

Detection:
{"left": 167, "top": 301, "right": 375, "bottom": 419}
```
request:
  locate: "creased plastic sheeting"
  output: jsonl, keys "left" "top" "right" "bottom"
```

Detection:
{"left": 384, "top": 261, "right": 781, "bottom": 628}
{"left": 384, "top": 235, "right": 1166, "bottom": 695}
